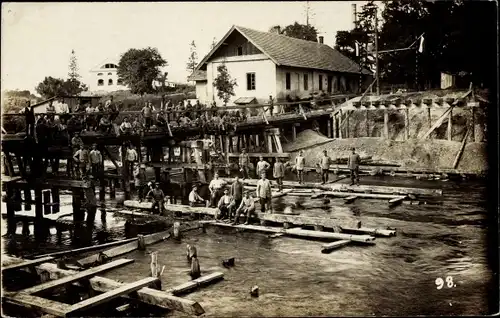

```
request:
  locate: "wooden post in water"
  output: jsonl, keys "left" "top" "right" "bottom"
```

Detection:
{"left": 384, "top": 109, "right": 389, "bottom": 139}
{"left": 43, "top": 190, "right": 52, "bottom": 215}
{"left": 72, "top": 189, "right": 84, "bottom": 224}
{"left": 338, "top": 111, "right": 343, "bottom": 139}
{"left": 23, "top": 188, "right": 32, "bottom": 211}
{"left": 34, "top": 188, "right": 44, "bottom": 239}
{"left": 52, "top": 188, "right": 60, "bottom": 213}
{"left": 332, "top": 115, "right": 337, "bottom": 138}
{"left": 427, "top": 108, "right": 431, "bottom": 129}
{"left": 405, "top": 108, "right": 410, "bottom": 140}
{"left": 13, "top": 189, "right": 22, "bottom": 212}
{"left": 447, "top": 108, "right": 453, "bottom": 141}
{"left": 109, "top": 179, "right": 116, "bottom": 199}
{"left": 365, "top": 110, "right": 369, "bottom": 137}
{"left": 121, "top": 144, "right": 130, "bottom": 200}
{"left": 6, "top": 186, "right": 16, "bottom": 235}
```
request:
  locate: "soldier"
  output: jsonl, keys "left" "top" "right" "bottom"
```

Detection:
{"left": 273, "top": 158, "right": 285, "bottom": 192}
{"left": 238, "top": 148, "right": 250, "bottom": 179}
{"left": 189, "top": 185, "right": 205, "bottom": 207}
{"left": 119, "top": 117, "right": 132, "bottom": 135}
{"left": 216, "top": 188, "right": 233, "bottom": 221}
{"left": 89, "top": 143, "right": 102, "bottom": 179}
{"left": 147, "top": 182, "right": 165, "bottom": 215}
{"left": 134, "top": 164, "right": 148, "bottom": 202}
{"left": 125, "top": 145, "right": 138, "bottom": 179}
{"left": 230, "top": 176, "right": 244, "bottom": 218}
{"left": 23, "top": 101, "right": 36, "bottom": 137}
{"left": 256, "top": 156, "right": 270, "bottom": 178}
{"left": 73, "top": 144, "right": 90, "bottom": 178}
{"left": 295, "top": 150, "right": 305, "bottom": 184}
{"left": 141, "top": 102, "right": 153, "bottom": 132}
{"left": 347, "top": 147, "right": 360, "bottom": 186}
{"left": 318, "top": 150, "right": 332, "bottom": 184}
{"left": 256, "top": 172, "right": 272, "bottom": 213}
{"left": 232, "top": 191, "right": 256, "bottom": 225}
{"left": 208, "top": 173, "right": 226, "bottom": 208}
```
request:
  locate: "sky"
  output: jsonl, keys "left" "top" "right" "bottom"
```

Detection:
{"left": 1, "top": 1, "right": 367, "bottom": 94}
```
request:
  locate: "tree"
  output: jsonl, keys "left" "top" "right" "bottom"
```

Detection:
{"left": 212, "top": 63, "right": 237, "bottom": 106}
{"left": 281, "top": 22, "right": 318, "bottom": 41}
{"left": 35, "top": 76, "right": 87, "bottom": 99}
{"left": 186, "top": 41, "right": 198, "bottom": 73}
{"left": 117, "top": 47, "right": 167, "bottom": 95}
{"left": 68, "top": 49, "right": 80, "bottom": 81}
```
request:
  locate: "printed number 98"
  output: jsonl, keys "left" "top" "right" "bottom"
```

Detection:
{"left": 435, "top": 276, "right": 454, "bottom": 289}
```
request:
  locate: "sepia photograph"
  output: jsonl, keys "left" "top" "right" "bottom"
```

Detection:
{"left": 1, "top": 1, "right": 498, "bottom": 317}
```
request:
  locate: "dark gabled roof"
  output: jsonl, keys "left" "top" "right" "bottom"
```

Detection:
{"left": 187, "top": 70, "right": 207, "bottom": 82}
{"left": 196, "top": 25, "right": 371, "bottom": 75}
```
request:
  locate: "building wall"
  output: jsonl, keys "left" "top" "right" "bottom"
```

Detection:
{"left": 212, "top": 31, "right": 262, "bottom": 59}
{"left": 206, "top": 54, "right": 276, "bottom": 106}
{"left": 275, "top": 66, "right": 364, "bottom": 100}
{"left": 88, "top": 68, "right": 128, "bottom": 92}
{"left": 195, "top": 81, "right": 208, "bottom": 104}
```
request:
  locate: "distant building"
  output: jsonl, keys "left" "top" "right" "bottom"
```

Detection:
{"left": 188, "top": 25, "right": 371, "bottom": 106}
{"left": 88, "top": 57, "right": 128, "bottom": 92}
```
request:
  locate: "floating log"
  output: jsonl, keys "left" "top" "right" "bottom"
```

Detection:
{"left": 0, "top": 209, "right": 73, "bottom": 222}
{"left": 20, "top": 259, "right": 134, "bottom": 295}
{"left": 344, "top": 195, "right": 358, "bottom": 204}
{"left": 341, "top": 227, "right": 396, "bottom": 237}
{"left": 33, "top": 238, "right": 139, "bottom": 259}
{"left": 4, "top": 256, "right": 206, "bottom": 316}
{"left": 312, "top": 191, "right": 407, "bottom": 200}
{"left": 2, "top": 256, "right": 55, "bottom": 272}
{"left": 223, "top": 178, "right": 442, "bottom": 196}
{"left": 77, "top": 231, "right": 170, "bottom": 267}
{"left": 321, "top": 240, "right": 351, "bottom": 253}
{"left": 3, "top": 293, "right": 71, "bottom": 317}
{"left": 199, "top": 221, "right": 376, "bottom": 244}
{"left": 388, "top": 196, "right": 406, "bottom": 206}
{"left": 65, "top": 277, "right": 160, "bottom": 317}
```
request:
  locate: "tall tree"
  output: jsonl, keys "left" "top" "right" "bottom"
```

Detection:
{"left": 212, "top": 63, "right": 237, "bottom": 106}
{"left": 186, "top": 40, "right": 198, "bottom": 73}
{"left": 281, "top": 22, "right": 318, "bottom": 42}
{"left": 68, "top": 49, "right": 80, "bottom": 81}
{"left": 117, "top": 47, "right": 167, "bottom": 95}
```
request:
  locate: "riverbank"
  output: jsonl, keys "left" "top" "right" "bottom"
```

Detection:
{"left": 284, "top": 130, "right": 488, "bottom": 174}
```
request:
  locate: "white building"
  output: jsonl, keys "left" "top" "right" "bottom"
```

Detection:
{"left": 88, "top": 57, "right": 128, "bottom": 93}
{"left": 188, "top": 25, "right": 371, "bottom": 106}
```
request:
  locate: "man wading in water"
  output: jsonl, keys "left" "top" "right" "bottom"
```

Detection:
{"left": 348, "top": 147, "right": 360, "bottom": 186}
{"left": 147, "top": 182, "right": 165, "bottom": 215}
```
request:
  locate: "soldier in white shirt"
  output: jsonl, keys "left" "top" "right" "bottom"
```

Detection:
{"left": 126, "top": 145, "right": 138, "bottom": 179}
{"left": 256, "top": 172, "right": 272, "bottom": 213}
{"left": 208, "top": 173, "right": 226, "bottom": 207}
{"left": 256, "top": 156, "right": 270, "bottom": 177}
{"left": 295, "top": 150, "right": 306, "bottom": 184}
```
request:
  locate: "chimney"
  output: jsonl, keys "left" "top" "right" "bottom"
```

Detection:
{"left": 352, "top": 4, "right": 357, "bottom": 29}
{"left": 318, "top": 36, "right": 324, "bottom": 44}
{"left": 271, "top": 26, "right": 281, "bottom": 34}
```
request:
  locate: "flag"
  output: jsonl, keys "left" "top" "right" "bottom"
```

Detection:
{"left": 355, "top": 41, "right": 360, "bottom": 57}
{"left": 418, "top": 35, "right": 424, "bottom": 53}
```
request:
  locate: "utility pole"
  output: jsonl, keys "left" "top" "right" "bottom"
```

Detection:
{"left": 374, "top": 7, "right": 380, "bottom": 95}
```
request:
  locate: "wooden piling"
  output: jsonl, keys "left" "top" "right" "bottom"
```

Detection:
{"left": 447, "top": 108, "right": 453, "bottom": 141}
{"left": 34, "top": 188, "right": 44, "bottom": 239}
{"left": 332, "top": 115, "right": 337, "bottom": 138}
{"left": 292, "top": 125, "right": 297, "bottom": 141}
{"left": 327, "top": 118, "right": 332, "bottom": 138}
{"left": 109, "top": 180, "right": 116, "bottom": 199}
{"left": 405, "top": 108, "right": 410, "bottom": 140}
{"left": 346, "top": 110, "right": 350, "bottom": 138}
{"left": 6, "top": 186, "right": 16, "bottom": 235}
{"left": 471, "top": 107, "right": 476, "bottom": 142}
{"left": 138, "top": 235, "right": 146, "bottom": 250}
{"left": 42, "top": 190, "right": 51, "bottom": 215}
{"left": 365, "top": 110, "right": 369, "bottom": 137}
{"left": 13, "top": 188, "right": 22, "bottom": 212}
{"left": 427, "top": 108, "right": 431, "bottom": 129}
{"left": 121, "top": 144, "right": 131, "bottom": 200}
{"left": 383, "top": 109, "right": 389, "bottom": 139}
{"left": 72, "top": 189, "right": 84, "bottom": 224}
{"left": 51, "top": 188, "right": 60, "bottom": 213}
{"left": 23, "top": 188, "right": 32, "bottom": 211}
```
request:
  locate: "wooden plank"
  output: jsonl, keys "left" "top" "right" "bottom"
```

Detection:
{"left": 6, "top": 178, "right": 92, "bottom": 189}
{"left": 313, "top": 191, "right": 406, "bottom": 200}
{"left": 447, "top": 108, "right": 452, "bottom": 141}
{"left": 321, "top": 240, "right": 351, "bottom": 253}
{"left": 383, "top": 109, "right": 389, "bottom": 139}
{"left": 344, "top": 195, "right": 358, "bottom": 204}
{"left": 65, "top": 277, "right": 159, "bottom": 316}
{"left": 166, "top": 272, "right": 224, "bottom": 295}
{"left": 5, "top": 258, "right": 205, "bottom": 316}
{"left": 420, "top": 106, "right": 453, "bottom": 139}
{"left": 2, "top": 256, "right": 54, "bottom": 272}
{"left": 33, "top": 238, "right": 138, "bottom": 259}
{"left": 143, "top": 231, "right": 171, "bottom": 245}
{"left": 4, "top": 293, "right": 70, "bottom": 317}
{"left": 453, "top": 127, "right": 470, "bottom": 169}
{"left": 343, "top": 227, "right": 396, "bottom": 237}
{"left": 388, "top": 196, "right": 406, "bottom": 206}
{"left": 77, "top": 242, "right": 138, "bottom": 267}
{"left": 200, "top": 221, "right": 376, "bottom": 244}
{"left": 20, "top": 259, "right": 134, "bottom": 295}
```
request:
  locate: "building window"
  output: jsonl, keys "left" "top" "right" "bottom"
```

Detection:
{"left": 97, "top": 79, "right": 104, "bottom": 86}
{"left": 104, "top": 63, "right": 118, "bottom": 69}
{"left": 246, "top": 73, "right": 256, "bottom": 90}
{"left": 237, "top": 46, "right": 243, "bottom": 56}
{"left": 319, "top": 75, "right": 323, "bottom": 91}
{"left": 108, "top": 79, "right": 113, "bottom": 85}
{"left": 117, "top": 79, "right": 123, "bottom": 85}
{"left": 304, "top": 74, "right": 308, "bottom": 90}
{"left": 97, "top": 73, "right": 103, "bottom": 76}
{"left": 108, "top": 72, "right": 113, "bottom": 75}
{"left": 285, "top": 72, "right": 291, "bottom": 90}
